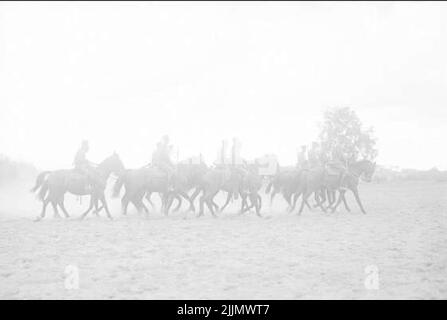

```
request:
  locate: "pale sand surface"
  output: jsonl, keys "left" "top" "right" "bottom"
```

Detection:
{"left": 0, "top": 180, "right": 446, "bottom": 299}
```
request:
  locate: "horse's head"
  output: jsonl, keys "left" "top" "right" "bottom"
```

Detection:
{"left": 103, "top": 152, "right": 125, "bottom": 176}
{"left": 359, "top": 160, "right": 376, "bottom": 182}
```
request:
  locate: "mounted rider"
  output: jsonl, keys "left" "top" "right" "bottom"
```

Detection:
{"left": 151, "top": 135, "right": 175, "bottom": 182}
{"left": 73, "top": 140, "right": 101, "bottom": 190}
{"left": 326, "top": 145, "right": 349, "bottom": 185}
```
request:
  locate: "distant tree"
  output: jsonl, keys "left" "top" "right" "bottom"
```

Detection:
{"left": 318, "top": 107, "right": 378, "bottom": 162}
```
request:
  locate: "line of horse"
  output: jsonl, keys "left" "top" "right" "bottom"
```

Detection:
{"left": 30, "top": 152, "right": 376, "bottom": 221}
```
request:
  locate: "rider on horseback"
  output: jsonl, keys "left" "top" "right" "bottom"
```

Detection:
{"left": 73, "top": 140, "right": 102, "bottom": 190}
{"left": 326, "top": 145, "right": 349, "bottom": 186}
{"left": 151, "top": 135, "right": 175, "bottom": 183}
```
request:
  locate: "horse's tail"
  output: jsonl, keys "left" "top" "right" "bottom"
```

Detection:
{"left": 37, "top": 181, "right": 49, "bottom": 201}
{"left": 30, "top": 171, "right": 51, "bottom": 193}
{"left": 112, "top": 174, "right": 125, "bottom": 198}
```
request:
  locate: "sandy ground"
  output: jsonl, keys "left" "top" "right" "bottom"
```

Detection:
{"left": 0, "top": 179, "right": 446, "bottom": 299}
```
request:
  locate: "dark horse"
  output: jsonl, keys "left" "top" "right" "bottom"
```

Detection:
{"left": 163, "top": 162, "right": 210, "bottom": 214}
{"left": 112, "top": 163, "right": 204, "bottom": 216}
{"left": 31, "top": 152, "right": 125, "bottom": 221}
{"left": 195, "top": 164, "right": 263, "bottom": 217}
{"left": 297, "top": 159, "right": 376, "bottom": 214}
{"left": 328, "top": 159, "right": 376, "bottom": 214}
{"left": 112, "top": 166, "right": 169, "bottom": 216}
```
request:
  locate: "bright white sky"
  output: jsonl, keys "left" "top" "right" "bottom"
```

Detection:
{"left": 0, "top": 2, "right": 446, "bottom": 170}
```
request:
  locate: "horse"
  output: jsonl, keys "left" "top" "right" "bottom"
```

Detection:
{"left": 296, "top": 159, "right": 376, "bottom": 215}
{"left": 328, "top": 159, "right": 376, "bottom": 214}
{"left": 162, "top": 161, "right": 210, "bottom": 214}
{"left": 30, "top": 152, "right": 125, "bottom": 221}
{"left": 238, "top": 163, "right": 263, "bottom": 216}
{"left": 195, "top": 163, "right": 262, "bottom": 217}
{"left": 192, "top": 166, "right": 237, "bottom": 217}
{"left": 265, "top": 168, "right": 316, "bottom": 212}
{"left": 113, "top": 166, "right": 166, "bottom": 216}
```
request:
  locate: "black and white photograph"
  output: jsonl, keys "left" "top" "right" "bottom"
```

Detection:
{"left": 0, "top": 1, "right": 446, "bottom": 303}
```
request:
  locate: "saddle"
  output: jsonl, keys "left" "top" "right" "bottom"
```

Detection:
{"left": 325, "top": 162, "right": 347, "bottom": 176}
{"left": 71, "top": 167, "right": 104, "bottom": 191}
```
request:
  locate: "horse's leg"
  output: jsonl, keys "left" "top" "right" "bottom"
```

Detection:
{"left": 211, "top": 198, "right": 220, "bottom": 211}
{"left": 162, "top": 192, "right": 171, "bottom": 216}
{"left": 92, "top": 196, "right": 102, "bottom": 216}
{"left": 315, "top": 189, "right": 327, "bottom": 213}
{"left": 51, "top": 200, "right": 61, "bottom": 219}
{"left": 241, "top": 193, "right": 256, "bottom": 214}
{"left": 239, "top": 193, "right": 247, "bottom": 214}
{"left": 99, "top": 193, "right": 113, "bottom": 219}
{"left": 282, "top": 192, "right": 293, "bottom": 212}
{"left": 160, "top": 192, "right": 173, "bottom": 215}
{"left": 177, "top": 191, "right": 194, "bottom": 213}
{"left": 290, "top": 192, "right": 301, "bottom": 212}
{"left": 198, "top": 192, "right": 206, "bottom": 217}
{"left": 139, "top": 196, "right": 150, "bottom": 215}
{"left": 219, "top": 191, "right": 233, "bottom": 213}
{"left": 331, "top": 189, "right": 345, "bottom": 213}
{"left": 164, "top": 192, "right": 174, "bottom": 213}
{"left": 165, "top": 193, "right": 181, "bottom": 214}
{"left": 189, "top": 188, "right": 201, "bottom": 212}
{"left": 172, "top": 194, "right": 183, "bottom": 212}
{"left": 240, "top": 196, "right": 249, "bottom": 214}
{"left": 131, "top": 196, "right": 144, "bottom": 215}
{"left": 251, "top": 193, "right": 262, "bottom": 217}
{"left": 121, "top": 193, "right": 130, "bottom": 215}
{"left": 137, "top": 199, "right": 150, "bottom": 216}
{"left": 351, "top": 187, "right": 366, "bottom": 214}
{"left": 315, "top": 192, "right": 327, "bottom": 213}
{"left": 35, "top": 198, "right": 50, "bottom": 221}
{"left": 206, "top": 191, "right": 219, "bottom": 217}
{"left": 326, "top": 189, "right": 334, "bottom": 209}
{"left": 80, "top": 195, "right": 95, "bottom": 220}
{"left": 313, "top": 190, "right": 320, "bottom": 208}
{"left": 313, "top": 189, "right": 325, "bottom": 208}
{"left": 298, "top": 190, "right": 312, "bottom": 215}
{"left": 160, "top": 192, "right": 169, "bottom": 213}
{"left": 145, "top": 192, "right": 157, "bottom": 211}
{"left": 58, "top": 196, "right": 70, "bottom": 218}
{"left": 341, "top": 191, "right": 351, "bottom": 212}
{"left": 257, "top": 194, "right": 262, "bottom": 214}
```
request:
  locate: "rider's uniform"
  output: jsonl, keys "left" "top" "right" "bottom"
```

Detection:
{"left": 73, "top": 147, "right": 101, "bottom": 189}
{"left": 327, "top": 147, "right": 348, "bottom": 185}
{"left": 74, "top": 148, "right": 90, "bottom": 173}
{"left": 152, "top": 142, "right": 175, "bottom": 179}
